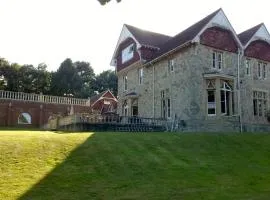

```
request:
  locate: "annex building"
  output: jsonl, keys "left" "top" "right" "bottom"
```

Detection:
{"left": 111, "top": 8, "right": 270, "bottom": 132}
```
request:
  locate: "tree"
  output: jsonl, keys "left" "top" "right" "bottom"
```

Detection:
{"left": 17, "top": 65, "right": 37, "bottom": 93}
{"left": 74, "top": 61, "right": 95, "bottom": 98}
{"left": 0, "top": 58, "right": 9, "bottom": 90}
{"left": 35, "top": 63, "right": 52, "bottom": 94}
{"left": 97, "top": 0, "right": 121, "bottom": 5}
{"left": 50, "top": 58, "right": 83, "bottom": 97}
{"left": 0, "top": 60, "right": 20, "bottom": 92}
{"left": 93, "top": 70, "right": 117, "bottom": 96}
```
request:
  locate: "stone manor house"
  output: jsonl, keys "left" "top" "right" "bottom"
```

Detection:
{"left": 111, "top": 8, "right": 270, "bottom": 131}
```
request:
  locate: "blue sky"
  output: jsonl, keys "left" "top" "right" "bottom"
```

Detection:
{"left": 0, "top": 0, "right": 269, "bottom": 74}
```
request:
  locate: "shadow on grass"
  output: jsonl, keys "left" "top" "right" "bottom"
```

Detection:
{"left": 19, "top": 133, "right": 102, "bottom": 200}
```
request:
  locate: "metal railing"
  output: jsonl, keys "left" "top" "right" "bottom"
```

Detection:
{"left": 59, "top": 114, "right": 167, "bottom": 126}
{"left": 0, "top": 90, "right": 90, "bottom": 106}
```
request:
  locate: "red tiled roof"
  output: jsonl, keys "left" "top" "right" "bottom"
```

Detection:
{"left": 238, "top": 23, "right": 263, "bottom": 46}
{"left": 125, "top": 24, "right": 172, "bottom": 48}
{"left": 90, "top": 90, "right": 108, "bottom": 105}
{"left": 151, "top": 8, "right": 221, "bottom": 61}
{"left": 125, "top": 8, "right": 221, "bottom": 63}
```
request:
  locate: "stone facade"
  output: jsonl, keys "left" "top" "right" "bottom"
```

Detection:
{"left": 112, "top": 9, "right": 270, "bottom": 132}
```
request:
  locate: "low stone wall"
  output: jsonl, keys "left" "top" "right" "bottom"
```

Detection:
{"left": 242, "top": 123, "right": 270, "bottom": 132}
{"left": 170, "top": 117, "right": 240, "bottom": 132}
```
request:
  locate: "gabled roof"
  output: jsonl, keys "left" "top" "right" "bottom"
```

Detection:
{"left": 238, "top": 23, "right": 270, "bottom": 48}
{"left": 238, "top": 23, "right": 263, "bottom": 46}
{"left": 90, "top": 90, "right": 108, "bottom": 105}
{"left": 90, "top": 90, "right": 117, "bottom": 106}
{"left": 125, "top": 24, "right": 171, "bottom": 48}
{"left": 112, "top": 8, "right": 243, "bottom": 68}
{"left": 151, "top": 8, "right": 222, "bottom": 60}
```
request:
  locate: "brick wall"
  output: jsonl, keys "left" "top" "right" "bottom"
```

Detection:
{"left": 0, "top": 99, "right": 90, "bottom": 127}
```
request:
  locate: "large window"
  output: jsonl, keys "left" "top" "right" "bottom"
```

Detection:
{"left": 220, "top": 80, "right": 232, "bottom": 115}
{"left": 212, "top": 51, "right": 223, "bottom": 70}
{"left": 207, "top": 80, "right": 216, "bottom": 115}
{"left": 18, "top": 113, "right": 32, "bottom": 124}
{"left": 206, "top": 79, "right": 234, "bottom": 116}
{"left": 122, "top": 44, "right": 134, "bottom": 63}
{"left": 161, "top": 89, "right": 171, "bottom": 118}
{"left": 253, "top": 91, "right": 267, "bottom": 117}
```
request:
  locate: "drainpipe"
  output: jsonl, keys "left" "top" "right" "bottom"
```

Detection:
{"left": 151, "top": 62, "right": 155, "bottom": 118}
{"left": 237, "top": 48, "right": 243, "bottom": 133}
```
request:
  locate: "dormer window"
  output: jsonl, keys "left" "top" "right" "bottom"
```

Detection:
{"left": 122, "top": 44, "right": 135, "bottom": 64}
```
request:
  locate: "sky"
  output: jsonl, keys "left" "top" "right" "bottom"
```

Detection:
{"left": 0, "top": 0, "right": 269, "bottom": 74}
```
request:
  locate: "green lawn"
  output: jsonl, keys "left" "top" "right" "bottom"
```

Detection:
{"left": 1, "top": 131, "right": 270, "bottom": 200}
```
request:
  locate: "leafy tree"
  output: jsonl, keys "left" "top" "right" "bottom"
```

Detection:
{"left": 50, "top": 58, "right": 83, "bottom": 97}
{"left": 74, "top": 61, "right": 95, "bottom": 98}
{"left": 97, "top": 0, "right": 121, "bottom": 5}
{"left": 0, "top": 58, "right": 9, "bottom": 90}
{"left": 93, "top": 70, "right": 117, "bottom": 96}
{"left": 17, "top": 65, "right": 37, "bottom": 93}
{"left": 35, "top": 63, "right": 52, "bottom": 94}
{"left": 0, "top": 60, "right": 20, "bottom": 92}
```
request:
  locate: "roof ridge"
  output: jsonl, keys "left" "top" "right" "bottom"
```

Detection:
{"left": 238, "top": 23, "right": 263, "bottom": 36}
{"left": 171, "top": 8, "right": 221, "bottom": 39}
{"left": 238, "top": 23, "right": 263, "bottom": 46}
{"left": 148, "top": 8, "right": 221, "bottom": 62}
{"left": 124, "top": 24, "right": 172, "bottom": 38}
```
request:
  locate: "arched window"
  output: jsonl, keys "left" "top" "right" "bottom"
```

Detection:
{"left": 18, "top": 113, "right": 32, "bottom": 124}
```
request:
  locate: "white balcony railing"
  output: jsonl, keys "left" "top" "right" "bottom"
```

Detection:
{"left": 0, "top": 90, "right": 90, "bottom": 106}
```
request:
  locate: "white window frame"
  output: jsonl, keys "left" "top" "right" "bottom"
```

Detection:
{"left": 123, "top": 75, "right": 127, "bottom": 91}
{"left": 18, "top": 113, "right": 32, "bottom": 124}
{"left": 138, "top": 68, "right": 143, "bottom": 85}
{"left": 168, "top": 59, "right": 175, "bottom": 72}
{"left": 246, "top": 59, "right": 251, "bottom": 76}
{"left": 122, "top": 44, "right": 134, "bottom": 64}
{"left": 258, "top": 62, "right": 262, "bottom": 79}
{"left": 167, "top": 98, "right": 171, "bottom": 118}
{"left": 258, "top": 62, "right": 267, "bottom": 79}
{"left": 220, "top": 81, "right": 232, "bottom": 116}
{"left": 263, "top": 63, "right": 267, "bottom": 79}
{"left": 212, "top": 51, "right": 223, "bottom": 70}
{"left": 207, "top": 90, "right": 216, "bottom": 116}
{"left": 207, "top": 79, "right": 216, "bottom": 116}
{"left": 253, "top": 91, "right": 267, "bottom": 117}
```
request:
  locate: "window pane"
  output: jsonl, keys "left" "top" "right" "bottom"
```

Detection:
{"left": 221, "top": 90, "right": 226, "bottom": 114}
{"left": 122, "top": 44, "right": 134, "bottom": 63}
{"left": 212, "top": 52, "right": 216, "bottom": 68}
{"left": 18, "top": 113, "right": 31, "bottom": 124}
{"left": 207, "top": 90, "right": 216, "bottom": 115}
{"left": 253, "top": 99, "right": 258, "bottom": 116}
{"left": 263, "top": 64, "right": 266, "bottom": 79}
{"left": 167, "top": 98, "right": 171, "bottom": 118}
{"left": 218, "top": 53, "right": 222, "bottom": 69}
{"left": 258, "top": 99, "right": 263, "bottom": 116}
{"left": 246, "top": 60, "right": 250, "bottom": 75}
{"left": 258, "top": 63, "right": 261, "bottom": 78}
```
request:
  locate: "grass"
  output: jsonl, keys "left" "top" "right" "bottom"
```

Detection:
{"left": 1, "top": 131, "right": 270, "bottom": 199}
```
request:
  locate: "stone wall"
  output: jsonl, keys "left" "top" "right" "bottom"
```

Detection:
{"left": 117, "top": 42, "right": 270, "bottom": 131}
